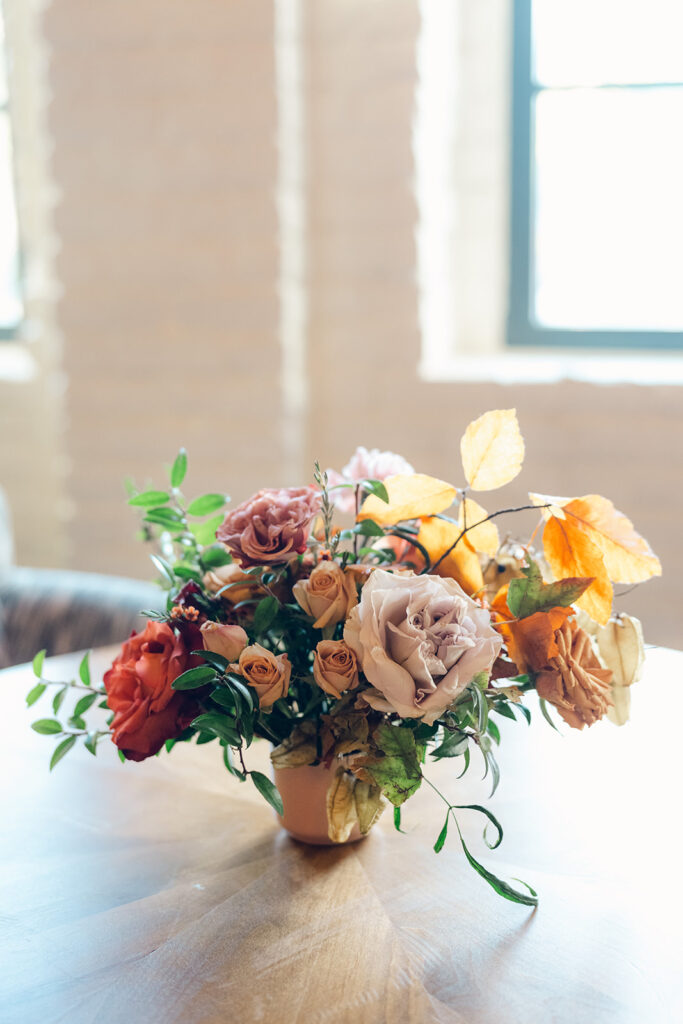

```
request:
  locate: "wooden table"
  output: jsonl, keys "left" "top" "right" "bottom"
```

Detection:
{"left": 1, "top": 646, "right": 681, "bottom": 1024}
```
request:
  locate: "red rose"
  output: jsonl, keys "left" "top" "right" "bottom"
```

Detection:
{"left": 104, "top": 620, "right": 201, "bottom": 761}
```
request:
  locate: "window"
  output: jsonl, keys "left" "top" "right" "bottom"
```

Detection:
{"left": 0, "top": 1, "right": 23, "bottom": 338}
{"left": 508, "top": 0, "right": 683, "bottom": 349}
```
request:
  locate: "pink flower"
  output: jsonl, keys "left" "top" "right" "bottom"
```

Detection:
{"left": 327, "top": 447, "right": 414, "bottom": 514}
{"left": 344, "top": 569, "right": 502, "bottom": 725}
{"left": 216, "top": 487, "right": 321, "bottom": 568}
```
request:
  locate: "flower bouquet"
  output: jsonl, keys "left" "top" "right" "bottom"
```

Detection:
{"left": 26, "top": 410, "right": 660, "bottom": 906}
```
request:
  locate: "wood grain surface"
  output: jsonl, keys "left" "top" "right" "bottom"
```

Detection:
{"left": 1, "top": 646, "right": 681, "bottom": 1024}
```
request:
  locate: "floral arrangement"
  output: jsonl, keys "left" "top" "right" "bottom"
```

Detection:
{"left": 26, "top": 410, "right": 660, "bottom": 905}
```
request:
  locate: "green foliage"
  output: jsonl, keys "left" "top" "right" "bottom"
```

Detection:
{"left": 393, "top": 806, "right": 403, "bottom": 832}
{"left": 353, "top": 519, "right": 386, "bottom": 538}
{"left": 200, "top": 545, "right": 232, "bottom": 569}
{"left": 190, "top": 514, "right": 223, "bottom": 546}
{"left": 187, "top": 493, "right": 228, "bottom": 517}
{"left": 144, "top": 507, "right": 184, "bottom": 530}
{"left": 50, "top": 736, "right": 76, "bottom": 771}
{"left": 251, "top": 770, "right": 284, "bottom": 816}
{"left": 431, "top": 730, "right": 469, "bottom": 761}
{"left": 26, "top": 682, "right": 46, "bottom": 707}
{"left": 253, "top": 595, "right": 279, "bottom": 633}
{"left": 73, "top": 693, "right": 98, "bottom": 718}
{"left": 128, "top": 490, "right": 171, "bottom": 507}
{"left": 363, "top": 479, "right": 389, "bottom": 504}
{"left": 170, "top": 448, "right": 188, "bottom": 488}
{"left": 32, "top": 649, "right": 46, "bottom": 677}
{"left": 31, "top": 719, "right": 62, "bottom": 735}
{"left": 190, "top": 713, "right": 240, "bottom": 746}
{"left": 52, "top": 686, "right": 68, "bottom": 715}
{"left": 507, "top": 556, "right": 593, "bottom": 618}
{"left": 364, "top": 724, "right": 423, "bottom": 807}
{"left": 78, "top": 652, "right": 91, "bottom": 687}
{"left": 171, "top": 665, "right": 216, "bottom": 690}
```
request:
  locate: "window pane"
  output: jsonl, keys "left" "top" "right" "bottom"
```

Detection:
{"left": 0, "top": 112, "right": 22, "bottom": 328}
{"left": 533, "top": 88, "right": 683, "bottom": 330}
{"left": 533, "top": 0, "right": 683, "bottom": 87}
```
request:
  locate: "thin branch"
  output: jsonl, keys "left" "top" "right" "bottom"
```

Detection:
{"left": 426, "top": 504, "right": 551, "bottom": 575}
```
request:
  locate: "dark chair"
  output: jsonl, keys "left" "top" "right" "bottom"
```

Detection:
{"left": 0, "top": 567, "right": 166, "bottom": 669}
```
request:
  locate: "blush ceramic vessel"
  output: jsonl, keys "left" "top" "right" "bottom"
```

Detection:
{"left": 273, "top": 760, "right": 364, "bottom": 846}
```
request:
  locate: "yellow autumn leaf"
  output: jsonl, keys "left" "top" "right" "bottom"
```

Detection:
{"left": 460, "top": 409, "right": 525, "bottom": 491}
{"left": 562, "top": 495, "right": 661, "bottom": 584}
{"left": 596, "top": 614, "right": 644, "bottom": 688}
{"left": 358, "top": 473, "right": 457, "bottom": 526}
{"left": 606, "top": 686, "right": 631, "bottom": 727}
{"left": 326, "top": 769, "right": 358, "bottom": 843}
{"left": 543, "top": 514, "right": 613, "bottom": 625}
{"left": 458, "top": 498, "right": 499, "bottom": 556}
{"left": 528, "top": 492, "right": 571, "bottom": 520}
{"left": 354, "top": 781, "right": 386, "bottom": 836}
{"left": 417, "top": 516, "right": 484, "bottom": 596}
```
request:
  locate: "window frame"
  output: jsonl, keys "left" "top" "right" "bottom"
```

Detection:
{"left": 0, "top": 0, "right": 23, "bottom": 340}
{"left": 507, "top": 0, "right": 683, "bottom": 351}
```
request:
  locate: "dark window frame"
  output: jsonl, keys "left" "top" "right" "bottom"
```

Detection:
{"left": 507, "top": 0, "right": 683, "bottom": 350}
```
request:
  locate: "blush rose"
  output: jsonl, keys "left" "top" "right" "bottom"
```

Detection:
{"left": 216, "top": 487, "right": 321, "bottom": 568}
{"left": 344, "top": 569, "right": 502, "bottom": 724}
{"left": 231, "top": 643, "right": 292, "bottom": 708}
{"left": 292, "top": 561, "right": 358, "bottom": 630}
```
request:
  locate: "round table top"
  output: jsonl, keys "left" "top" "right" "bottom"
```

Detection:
{"left": 1, "top": 644, "right": 681, "bottom": 1024}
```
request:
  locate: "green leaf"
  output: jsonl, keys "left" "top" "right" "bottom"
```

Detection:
{"left": 172, "top": 565, "right": 202, "bottom": 583}
{"left": 68, "top": 715, "right": 86, "bottom": 730}
{"left": 431, "top": 730, "right": 469, "bottom": 760}
{"left": 253, "top": 595, "right": 279, "bottom": 633}
{"left": 190, "top": 712, "right": 240, "bottom": 745}
{"left": 31, "top": 718, "right": 62, "bottom": 735}
{"left": 144, "top": 507, "right": 184, "bottom": 529}
{"left": 454, "top": 818, "right": 538, "bottom": 906}
{"left": 469, "top": 683, "right": 488, "bottom": 734}
{"left": 49, "top": 735, "right": 76, "bottom": 771}
{"left": 170, "top": 448, "right": 188, "bottom": 488}
{"left": 78, "top": 652, "right": 91, "bottom": 687}
{"left": 492, "top": 701, "right": 517, "bottom": 721}
{"left": 118, "top": 749, "right": 126, "bottom": 763}
{"left": 364, "top": 724, "right": 423, "bottom": 807}
{"left": 52, "top": 685, "right": 68, "bottom": 715}
{"left": 73, "top": 692, "right": 98, "bottom": 718}
{"left": 187, "top": 493, "right": 229, "bottom": 517}
{"left": 455, "top": 803, "right": 503, "bottom": 850}
{"left": 222, "top": 742, "right": 245, "bottom": 778}
{"left": 84, "top": 733, "right": 98, "bottom": 756}
{"left": 199, "top": 544, "right": 232, "bottom": 569}
{"left": 507, "top": 556, "right": 594, "bottom": 619}
{"left": 32, "top": 649, "right": 46, "bottom": 677}
{"left": 190, "top": 514, "right": 223, "bottom": 546}
{"left": 517, "top": 703, "right": 532, "bottom": 725}
{"left": 538, "top": 697, "right": 561, "bottom": 733}
{"left": 191, "top": 649, "right": 229, "bottom": 673}
{"left": 171, "top": 665, "right": 216, "bottom": 690}
{"left": 195, "top": 731, "right": 217, "bottom": 745}
{"left": 128, "top": 490, "right": 171, "bottom": 508}
{"left": 456, "top": 747, "right": 471, "bottom": 779}
{"left": 487, "top": 719, "right": 501, "bottom": 745}
{"left": 363, "top": 479, "right": 390, "bottom": 504}
{"left": 353, "top": 519, "right": 386, "bottom": 538}
{"left": 26, "top": 682, "right": 46, "bottom": 707}
{"left": 210, "top": 687, "right": 236, "bottom": 711}
{"left": 393, "top": 806, "right": 405, "bottom": 832}
{"left": 434, "top": 811, "right": 450, "bottom": 852}
{"left": 150, "top": 554, "right": 175, "bottom": 588}
{"left": 228, "top": 675, "right": 255, "bottom": 712}
{"left": 251, "top": 770, "right": 284, "bottom": 816}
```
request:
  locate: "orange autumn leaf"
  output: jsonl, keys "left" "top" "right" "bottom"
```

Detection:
{"left": 458, "top": 498, "right": 499, "bottom": 556}
{"left": 460, "top": 409, "right": 525, "bottom": 491}
{"left": 417, "top": 516, "right": 484, "bottom": 596}
{"left": 506, "top": 607, "right": 574, "bottom": 674}
{"left": 562, "top": 495, "right": 661, "bottom": 585}
{"left": 543, "top": 514, "right": 613, "bottom": 625}
{"left": 358, "top": 474, "right": 457, "bottom": 527}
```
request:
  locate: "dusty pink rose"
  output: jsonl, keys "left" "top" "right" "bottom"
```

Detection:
{"left": 216, "top": 487, "right": 321, "bottom": 568}
{"left": 292, "top": 561, "right": 358, "bottom": 630}
{"left": 231, "top": 643, "right": 292, "bottom": 708}
{"left": 200, "top": 621, "right": 248, "bottom": 662}
{"left": 344, "top": 569, "right": 502, "bottom": 724}
{"left": 327, "top": 447, "right": 414, "bottom": 514}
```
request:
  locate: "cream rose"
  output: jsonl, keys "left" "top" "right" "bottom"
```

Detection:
{"left": 231, "top": 643, "right": 291, "bottom": 709}
{"left": 313, "top": 640, "right": 360, "bottom": 697}
{"left": 292, "top": 561, "right": 357, "bottom": 630}
{"left": 344, "top": 569, "right": 502, "bottom": 724}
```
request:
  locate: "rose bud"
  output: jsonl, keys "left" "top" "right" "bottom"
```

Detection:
{"left": 313, "top": 640, "right": 359, "bottom": 698}
{"left": 200, "top": 621, "right": 248, "bottom": 662}
{"left": 231, "top": 644, "right": 291, "bottom": 708}
{"left": 292, "top": 561, "right": 358, "bottom": 630}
